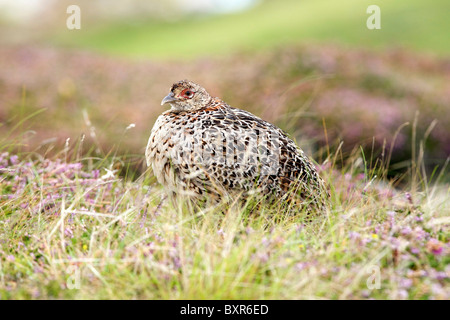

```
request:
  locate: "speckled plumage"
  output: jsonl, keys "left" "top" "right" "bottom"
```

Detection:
{"left": 146, "top": 80, "right": 328, "bottom": 209}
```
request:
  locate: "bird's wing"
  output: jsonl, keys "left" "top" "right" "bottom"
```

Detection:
{"left": 195, "top": 106, "right": 318, "bottom": 193}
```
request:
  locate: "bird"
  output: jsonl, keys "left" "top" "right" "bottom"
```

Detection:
{"left": 145, "top": 80, "right": 329, "bottom": 211}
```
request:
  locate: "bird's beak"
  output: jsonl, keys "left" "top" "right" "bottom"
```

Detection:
{"left": 161, "top": 92, "right": 177, "bottom": 106}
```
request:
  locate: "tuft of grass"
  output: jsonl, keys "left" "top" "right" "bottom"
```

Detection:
{"left": 0, "top": 139, "right": 448, "bottom": 299}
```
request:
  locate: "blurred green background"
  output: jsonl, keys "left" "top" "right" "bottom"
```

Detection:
{"left": 0, "top": 0, "right": 449, "bottom": 179}
{"left": 1, "top": 0, "right": 448, "bottom": 58}
{"left": 58, "top": 0, "right": 450, "bottom": 59}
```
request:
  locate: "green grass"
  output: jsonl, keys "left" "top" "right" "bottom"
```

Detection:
{"left": 51, "top": 0, "right": 450, "bottom": 59}
{"left": 0, "top": 141, "right": 448, "bottom": 299}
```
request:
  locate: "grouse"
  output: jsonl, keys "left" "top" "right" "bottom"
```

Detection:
{"left": 146, "top": 80, "right": 328, "bottom": 210}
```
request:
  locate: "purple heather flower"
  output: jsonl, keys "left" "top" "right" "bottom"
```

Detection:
{"left": 64, "top": 228, "right": 73, "bottom": 238}
{"left": 389, "top": 237, "right": 400, "bottom": 249}
{"left": 426, "top": 239, "right": 443, "bottom": 256}
{"left": 33, "top": 266, "right": 44, "bottom": 274}
{"left": 434, "top": 271, "right": 447, "bottom": 281}
{"left": 261, "top": 237, "right": 270, "bottom": 247}
{"left": 430, "top": 283, "right": 447, "bottom": 298}
{"left": 79, "top": 171, "right": 92, "bottom": 178}
{"left": 295, "top": 262, "right": 308, "bottom": 271}
{"left": 69, "top": 163, "right": 83, "bottom": 170}
{"left": 256, "top": 252, "right": 269, "bottom": 263}
{"left": 17, "top": 242, "right": 26, "bottom": 250}
{"left": 414, "top": 227, "right": 428, "bottom": 242}
{"left": 172, "top": 257, "right": 182, "bottom": 269}
{"left": 91, "top": 169, "right": 100, "bottom": 179}
{"left": 405, "top": 192, "right": 413, "bottom": 204}
{"left": 407, "top": 270, "right": 428, "bottom": 278}
{"left": 401, "top": 226, "right": 412, "bottom": 235}
{"left": 54, "top": 165, "right": 67, "bottom": 175}
{"left": 9, "top": 155, "right": 19, "bottom": 165}
{"left": 319, "top": 268, "right": 329, "bottom": 276}
{"left": 348, "top": 231, "right": 360, "bottom": 240}
{"left": 399, "top": 278, "right": 413, "bottom": 289}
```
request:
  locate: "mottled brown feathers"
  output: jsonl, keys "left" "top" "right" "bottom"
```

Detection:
{"left": 146, "top": 80, "right": 329, "bottom": 209}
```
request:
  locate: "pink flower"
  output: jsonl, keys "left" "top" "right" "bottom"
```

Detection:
{"left": 399, "top": 278, "right": 413, "bottom": 289}
{"left": 348, "top": 231, "right": 360, "bottom": 240}
{"left": 401, "top": 227, "right": 412, "bottom": 235}
{"left": 9, "top": 155, "right": 19, "bottom": 165}
{"left": 426, "top": 239, "right": 443, "bottom": 256}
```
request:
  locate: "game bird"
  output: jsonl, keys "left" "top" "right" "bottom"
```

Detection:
{"left": 146, "top": 80, "right": 328, "bottom": 211}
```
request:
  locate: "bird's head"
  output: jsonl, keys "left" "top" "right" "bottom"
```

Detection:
{"left": 161, "top": 80, "right": 212, "bottom": 112}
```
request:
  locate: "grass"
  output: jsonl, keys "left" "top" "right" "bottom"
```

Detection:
{"left": 0, "top": 131, "right": 448, "bottom": 299}
{"left": 49, "top": 0, "right": 450, "bottom": 59}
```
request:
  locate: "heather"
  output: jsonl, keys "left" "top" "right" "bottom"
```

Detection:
{"left": 0, "top": 139, "right": 448, "bottom": 299}
{"left": 1, "top": 45, "right": 449, "bottom": 177}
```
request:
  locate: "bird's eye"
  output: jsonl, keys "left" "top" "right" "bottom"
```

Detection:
{"left": 181, "top": 89, "right": 195, "bottom": 99}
